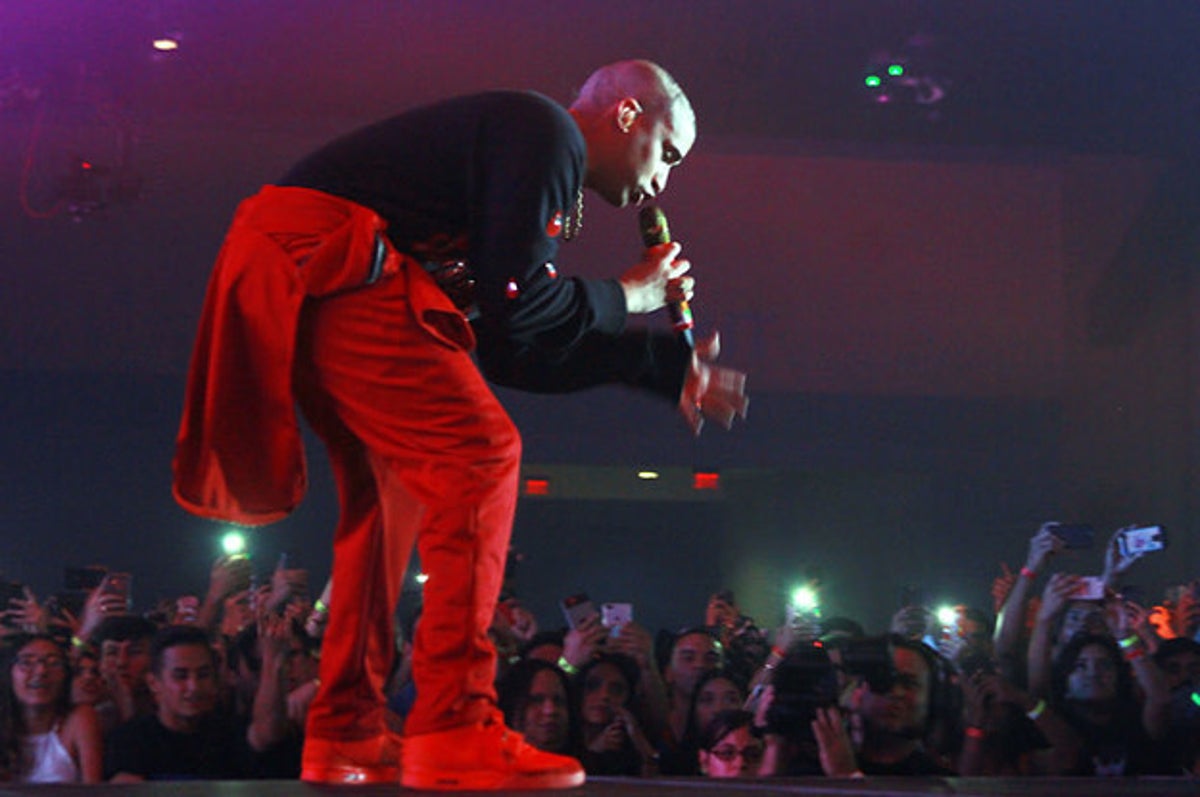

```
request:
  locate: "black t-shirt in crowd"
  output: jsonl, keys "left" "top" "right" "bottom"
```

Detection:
{"left": 103, "top": 712, "right": 262, "bottom": 781}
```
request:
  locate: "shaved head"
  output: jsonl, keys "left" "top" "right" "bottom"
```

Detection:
{"left": 569, "top": 60, "right": 697, "bottom": 207}
{"left": 571, "top": 59, "right": 694, "bottom": 131}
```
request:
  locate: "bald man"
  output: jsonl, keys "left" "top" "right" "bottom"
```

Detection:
{"left": 174, "top": 60, "right": 747, "bottom": 790}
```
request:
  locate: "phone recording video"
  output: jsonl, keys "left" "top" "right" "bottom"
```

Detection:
{"left": 560, "top": 593, "right": 598, "bottom": 629}
{"left": 1048, "top": 523, "right": 1095, "bottom": 549}
{"left": 1118, "top": 525, "right": 1167, "bottom": 558}
{"left": 600, "top": 602, "right": 633, "bottom": 635}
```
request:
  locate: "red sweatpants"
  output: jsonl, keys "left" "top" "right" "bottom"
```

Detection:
{"left": 294, "top": 257, "right": 521, "bottom": 740}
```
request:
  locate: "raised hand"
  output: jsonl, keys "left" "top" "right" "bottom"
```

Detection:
{"left": 678, "top": 332, "right": 748, "bottom": 435}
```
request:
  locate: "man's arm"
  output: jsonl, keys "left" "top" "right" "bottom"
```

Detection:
{"left": 247, "top": 614, "right": 293, "bottom": 752}
{"left": 995, "top": 525, "right": 1063, "bottom": 673}
{"left": 1026, "top": 572, "right": 1080, "bottom": 698}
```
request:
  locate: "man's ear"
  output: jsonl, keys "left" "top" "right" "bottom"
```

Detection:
{"left": 615, "top": 98, "right": 644, "bottom": 133}
{"left": 146, "top": 671, "right": 160, "bottom": 699}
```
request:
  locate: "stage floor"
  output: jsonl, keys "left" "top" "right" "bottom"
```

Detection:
{"left": 1, "top": 777, "right": 1198, "bottom": 797}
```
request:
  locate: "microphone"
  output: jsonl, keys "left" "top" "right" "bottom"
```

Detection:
{"left": 638, "top": 204, "right": 694, "bottom": 348}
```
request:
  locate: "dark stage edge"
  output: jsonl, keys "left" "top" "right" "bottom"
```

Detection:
{"left": 2, "top": 778, "right": 1199, "bottom": 796}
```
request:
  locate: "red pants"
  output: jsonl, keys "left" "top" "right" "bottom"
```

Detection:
{"left": 294, "top": 257, "right": 521, "bottom": 740}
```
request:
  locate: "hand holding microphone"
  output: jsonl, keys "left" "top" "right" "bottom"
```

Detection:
{"left": 617, "top": 206, "right": 693, "bottom": 327}
{"left": 638, "top": 205, "right": 695, "bottom": 348}
{"left": 621, "top": 205, "right": 748, "bottom": 434}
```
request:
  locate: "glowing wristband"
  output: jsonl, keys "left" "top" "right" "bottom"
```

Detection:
{"left": 965, "top": 726, "right": 986, "bottom": 740}
{"left": 1025, "top": 698, "right": 1047, "bottom": 721}
{"left": 313, "top": 599, "right": 328, "bottom": 614}
{"left": 1020, "top": 567, "right": 1037, "bottom": 579}
{"left": 556, "top": 656, "right": 577, "bottom": 675}
{"left": 1118, "top": 634, "right": 1140, "bottom": 650}
{"left": 1124, "top": 646, "right": 1146, "bottom": 662}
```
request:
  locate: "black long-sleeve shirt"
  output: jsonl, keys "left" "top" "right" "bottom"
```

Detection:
{"left": 280, "top": 90, "right": 689, "bottom": 401}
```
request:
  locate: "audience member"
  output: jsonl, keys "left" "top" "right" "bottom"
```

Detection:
{"left": 92, "top": 616, "right": 157, "bottom": 732}
{"left": 660, "top": 668, "right": 745, "bottom": 775}
{"left": 573, "top": 653, "right": 658, "bottom": 776}
{"left": 696, "top": 709, "right": 763, "bottom": 778}
{"left": 811, "top": 636, "right": 956, "bottom": 777}
{"left": 69, "top": 648, "right": 105, "bottom": 709}
{"left": 498, "top": 659, "right": 575, "bottom": 755}
{"left": 103, "top": 624, "right": 287, "bottom": 781}
{"left": 659, "top": 628, "right": 722, "bottom": 749}
{"left": 0, "top": 634, "right": 102, "bottom": 782}
{"left": 4, "top": 516, "right": 1199, "bottom": 784}
{"left": 1048, "top": 631, "right": 1170, "bottom": 775}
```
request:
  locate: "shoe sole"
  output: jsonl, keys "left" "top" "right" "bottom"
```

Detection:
{"left": 400, "top": 768, "right": 585, "bottom": 791}
{"left": 301, "top": 765, "right": 401, "bottom": 785}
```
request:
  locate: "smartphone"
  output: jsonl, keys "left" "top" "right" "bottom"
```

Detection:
{"left": 101, "top": 572, "right": 132, "bottom": 610}
{"left": 63, "top": 565, "right": 107, "bottom": 591}
{"left": 0, "top": 582, "right": 25, "bottom": 627}
{"left": 601, "top": 602, "right": 633, "bottom": 635}
{"left": 1118, "top": 525, "right": 1166, "bottom": 558}
{"left": 1049, "top": 523, "right": 1095, "bottom": 549}
{"left": 1073, "top": 575, "right": 1106, "bottom": 601}
{"left": 53, "top": 591, "right": 87, "bottom": 619}
{"left": 0, "top": 581, "right": 24, "bottom": 607}
{"left": 560, "top": 593, "right": 598, "bottom": 629}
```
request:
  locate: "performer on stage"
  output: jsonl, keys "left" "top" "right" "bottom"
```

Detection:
{"left": 172, "top": 59, "right": 748, "bottom": 790}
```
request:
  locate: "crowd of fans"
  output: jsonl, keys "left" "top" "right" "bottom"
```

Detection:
{"left": 2, "top": 522, "right": 1199, "bottom": 783}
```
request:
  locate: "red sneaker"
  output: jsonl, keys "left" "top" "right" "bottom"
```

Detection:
{"left": 300, "top": 732, "right": 402, "bottom": 784}
{"left": 401, "top": 712, "right": 584, "bottom": 790}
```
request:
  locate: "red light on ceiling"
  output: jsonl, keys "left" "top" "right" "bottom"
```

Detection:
{"left": 693, "top": 472, "right": 720, "bottom": 490}
{"left": 524, "top": 478, "right": 550, "bottom": 496}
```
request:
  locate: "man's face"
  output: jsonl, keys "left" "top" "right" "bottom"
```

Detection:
{"left": 100, "top": 636, "right": 152, "bottom": 688}
{"left": 667, "top": 632, "right": 721, "bottom": 697}
{"left": 592, "top": 99, "right": 695, "bottom": 208}
{"left": 149, "top": 643, "right": 218, "bottom": 730}
{"left": 860, "top": 646, "right": 931, "bottom": 738}
{"left": 520, "top": 669, "right": 569, "bottom": 752}
{"left": 1160, "top": 649, "right": 1200, "bottom": 692}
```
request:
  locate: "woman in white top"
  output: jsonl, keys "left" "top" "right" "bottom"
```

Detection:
{"left": 1, "top": 634, "right": 102, "bottom": 782}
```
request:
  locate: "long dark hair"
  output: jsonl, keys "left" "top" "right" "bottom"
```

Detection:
{"left": 497, "top": 658, "right": 577, "bottom": 753}
{"left": 1050, "top": 632, "right": 1136, "bottom": 720}
{"left": 683, "top": 669, "right": 745, "bottom": 749}
{"left": 0, "top": 634, "right": 73, "bottom": 780}
{"left": 695, "top": 708, "right": 754, "bottom": 752}
{"left": 572, "top": 652, "right": 640, "bottom": 728}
